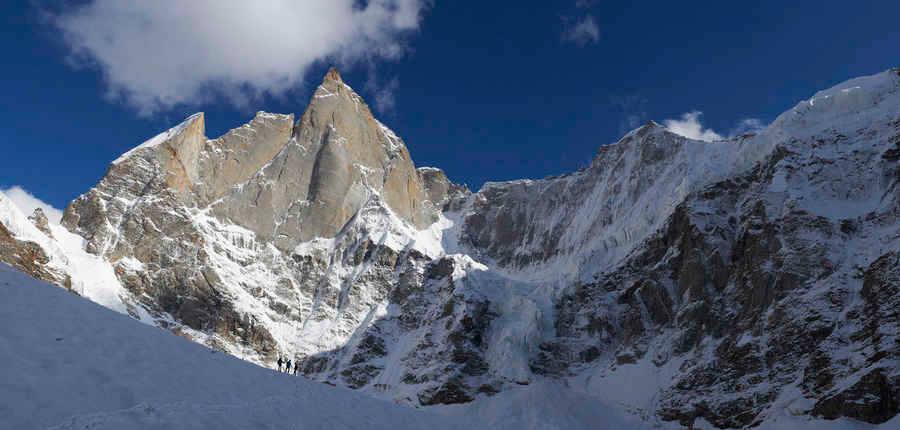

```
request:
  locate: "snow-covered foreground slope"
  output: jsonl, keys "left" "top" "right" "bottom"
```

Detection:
{"left": 0, "top": 264, "right": 468, "bottom": 430}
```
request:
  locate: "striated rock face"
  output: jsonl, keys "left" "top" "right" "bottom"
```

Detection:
{"left": 2, "top": 68, "right": 900, "bottom": 428}
{"left": 212, "top": 68, "right": 435, "bottom": 249}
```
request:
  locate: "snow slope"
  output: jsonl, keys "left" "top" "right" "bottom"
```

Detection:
{"left": 0, "top": 264, "right": 468, "bottom": 430}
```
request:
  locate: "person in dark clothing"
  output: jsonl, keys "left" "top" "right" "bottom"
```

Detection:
{"left": 277, "top": 356, "right": 283, "bottom": 372}
{"left": 293, "top": 360, "right": 300, "bottom": 376}
{"left": 286, "top": 359, "right": 292, "bottom": 374}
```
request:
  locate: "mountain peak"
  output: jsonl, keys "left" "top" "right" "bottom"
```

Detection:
{"left": 111, "top": 112, "right": 205, "bottom": 165}
{"left": 324, "top": 67, "right": 343, "bottom": 83}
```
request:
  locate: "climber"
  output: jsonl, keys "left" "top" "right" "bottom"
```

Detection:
{"left": 277, "top": 356, "right": 283, "bottom": 372}
{"left": 286, "top": 358, "right": 293, "bottom": 374}
{"left": 293, "top": 360, "right": 300, "bottom": 376}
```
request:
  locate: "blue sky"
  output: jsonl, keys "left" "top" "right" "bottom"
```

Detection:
{"left": 2, "top": 1, "right": 899, "bottom": 213}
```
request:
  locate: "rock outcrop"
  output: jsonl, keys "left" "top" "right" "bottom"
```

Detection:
{"left": 28, "top": 208, "right": 53, "bottom": 239}
{"left": 0, "top": 221, "right": 59, "bottom": 286}
{"left": 0, "top": 196, "right": 69, "bottom": 288}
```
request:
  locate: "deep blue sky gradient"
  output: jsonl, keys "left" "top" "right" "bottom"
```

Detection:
{"left": 2, "top": 1, "right": 899, "bottom": 209}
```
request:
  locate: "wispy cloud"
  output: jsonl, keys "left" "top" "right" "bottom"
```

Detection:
{"left": 662, "top": 111, "right": 767, "bottom": 141}
{"left": 1, "top": 186, "right": 63, "bottom": 224}
{"left": 373, "top": 77, "right": 400, "bottom": 114}
{"left": 562, "top": 1, "right": 599, "bottom": 46}
{"left": 662, "top": 111, "right": 723, "bottom": 142}
{"left": 49, "top": 0, "right": 429, "bottom": 115}
{"left": 365, "top": 68, "right": 401, "bottom": 114}
{"left": 563, "top": 15, "right": 600, "bottom": 46}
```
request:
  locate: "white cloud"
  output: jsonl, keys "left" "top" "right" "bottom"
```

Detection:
{"left": 662, "top": 112, "right": 768, "bottom": 141}
{"left": 662, "top": 111, "right": 723, "bottom": 142}
{"left": 52, "top": 0, "right": 428, "bottom": 115}
{"left": 1, "top": 186, "right": 63, "bottom": 224}
{"left": 563, "top": 15, "right": 600, "bottom": 46}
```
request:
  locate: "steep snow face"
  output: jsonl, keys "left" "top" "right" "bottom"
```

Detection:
{"left": 459, "top": 124, "right": 753, "bottom": 284}
{"left": 755, "top": 69, "right": 900, "bottom": 219}
{"left": 460, "top": 69, "right": 900, "bottom": 285}
{"left": 1, "top": 68, "right": 899, "bottom": 428}
{"left": 771, "top": 68, "right": 900, "bottom": 136}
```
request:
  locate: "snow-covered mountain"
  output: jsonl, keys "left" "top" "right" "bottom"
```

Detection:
{"left": 1, "top": 67, "right": 898, "bottom": 428}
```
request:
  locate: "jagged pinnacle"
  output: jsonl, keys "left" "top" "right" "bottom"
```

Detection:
{"left": 324, "top": 67, "right": 343, "bottom": 83}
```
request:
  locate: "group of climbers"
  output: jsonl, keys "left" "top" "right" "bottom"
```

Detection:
{"left": 276, "top": 356, "right": 300, "bottom": 375}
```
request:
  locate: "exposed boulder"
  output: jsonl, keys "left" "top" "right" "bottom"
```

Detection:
{"left": 28, "top": 208, "right": 53, "bottom": 239}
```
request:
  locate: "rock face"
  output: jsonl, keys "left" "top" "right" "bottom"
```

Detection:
{"left": 0, "top": 196, "right": 71, "bottom": 290}
{"left": 57, "top": 69, "right": 444, "bottom": 362}
{"left": 0, "top": 220, "right": 60, "bottom": 286}
{"left": 211, "top": 68, "right": 435, "bottom": 249}
{"left": 2, "top": 68, "right": 900, "bottom": 428}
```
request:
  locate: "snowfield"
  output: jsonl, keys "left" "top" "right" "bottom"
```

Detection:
{"left": 0, "top": 264, "right": 466, "bottom": 430}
